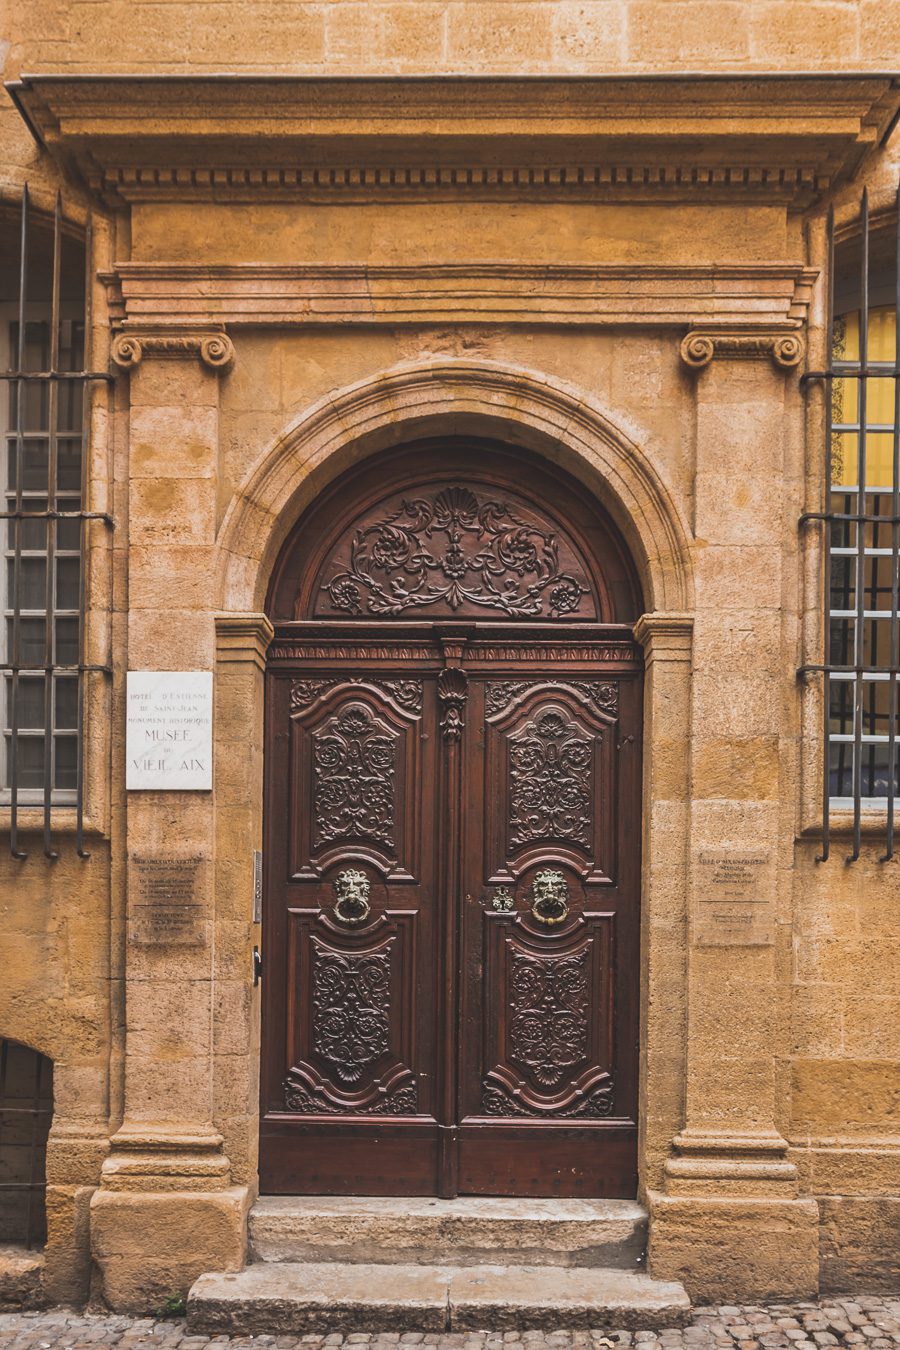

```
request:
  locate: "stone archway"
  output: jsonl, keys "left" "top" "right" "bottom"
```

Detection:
{"left": 214, "top": 358, "right": 694, "bottom": 618}
{"left": 209, "top": 357, "right": 694, "bottom": 1226}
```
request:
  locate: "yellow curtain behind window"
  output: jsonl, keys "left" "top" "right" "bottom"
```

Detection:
{"left": 832, "top": 307, "right": 897, "bottom": 489}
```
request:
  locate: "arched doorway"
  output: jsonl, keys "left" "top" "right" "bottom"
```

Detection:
{"left": 260, "top": 439, "right": 644, "bottom": 1198}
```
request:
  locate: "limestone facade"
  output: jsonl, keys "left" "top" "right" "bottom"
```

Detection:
{"left": 1, "top": 0, "right": 899, "bottom": 1315}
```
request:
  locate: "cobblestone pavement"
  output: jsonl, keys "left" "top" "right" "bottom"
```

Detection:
{"left": 1, "top": 1298, "right": 899, "bottom": 1350}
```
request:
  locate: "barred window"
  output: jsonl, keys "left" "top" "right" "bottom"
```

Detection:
{"left": 1, "top": 189, "right": 111, "bottom": 858}
{"left": 812, "top": 188, "right": 900, "bottom": 860}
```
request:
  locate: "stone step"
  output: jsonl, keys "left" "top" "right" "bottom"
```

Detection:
{"left": 188, "top": 1261, "right": 691, "bottom": 1334}
{"left": 249, "top": 1196, "right": 648, "bottom": 1269}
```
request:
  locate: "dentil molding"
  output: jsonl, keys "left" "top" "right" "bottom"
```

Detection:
{"left": 8, "top": 74, "right": 899, "bottom": 208}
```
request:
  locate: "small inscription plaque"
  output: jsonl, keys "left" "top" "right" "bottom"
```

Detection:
{"left": 693, "top": 848, "right": 775, "bottom": 946}
{"left": 126, "top": 671, "right": 213, "bottom": 791}
{"left": 129, "top": 854, "right": 207, "bottom": 946}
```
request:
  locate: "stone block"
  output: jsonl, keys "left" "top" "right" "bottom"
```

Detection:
{"left": 552, "top": 2, "right": 626, "bottom": 70}
{"left": 0, "top": 1246, "right": 44, "bottom": 1311}
{"left": 91, "top": 1185, "right": 250, "bottom": 1313}
{"left": 42, "top": 1184, "right": 94, "bottom": 1307}
{"left": 749, "top": 2, "right": 860, "bottom": 64}
{"left": 819, "top": 1195, "right": 900, "bottom": 1292}
{"left": 445, "top": 2, "right": 556, "bottom": 68}
{"left": 627, "top": 1, "right": 749, "bottom": 63}
{"left": 842, "top": 997, "right": 900, "bottom": 1059}
{"left": 648, "top": 1192, "right": 819, "bottom": 1302}
{"left": 791, "top": 1059, "right": 900, "bottom": 1132}
{"left": 381, "top": 5, "right": 449, "bottom": 66}
{"left": 790, "top": 984, "right": 845, "bottom": 1058}
{"left": 129, "top": 477, "right": 217, "bottom": 546}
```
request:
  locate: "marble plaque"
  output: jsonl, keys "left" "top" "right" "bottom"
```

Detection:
{"left": 129, "top": 853, "right": 206, "bottom": 946}
{"left": 126, "top": 671, "right": 213, "bottom": 790}
{"left": 693, "top": 848, "right": 775, "bottom": 946}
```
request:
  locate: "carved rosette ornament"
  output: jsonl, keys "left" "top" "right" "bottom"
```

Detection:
{"left": 312, "top": 705, "right": 396, "bottom": 850}
{"left": 111, "top": 329, "right": 235, "bottom": 371}
{"left": 679, "top": 329, "right": 804, "bottom": 370}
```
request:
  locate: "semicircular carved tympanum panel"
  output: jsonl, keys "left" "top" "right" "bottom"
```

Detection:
{"left": 311, "top": 483, "right": 599, "bottom": 621}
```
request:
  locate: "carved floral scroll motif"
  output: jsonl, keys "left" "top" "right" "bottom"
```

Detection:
{"left": 485, "top": 679, "right": 618, "bottom": 718}
{"left": 284, "top": 1079, "right": 418, "bottom": 1116}
{"left": 312, "top": 705, "right": 396, "bottom": 850}
{"left": 310, "top": 944, "right": 392, "bottom": 1084}
{"left": 317, "top": 486, "right": 593, "bottom": 619}
{"left": 509, "top": 708, "right": 594, "bottom": 848}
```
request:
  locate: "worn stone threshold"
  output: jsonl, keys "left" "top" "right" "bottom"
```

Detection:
{"left": 249, "top": 1197, "right": 647, "bottom": 1268}
{"left": 188, "top": 1261, "right": 691, "bottom": 1333}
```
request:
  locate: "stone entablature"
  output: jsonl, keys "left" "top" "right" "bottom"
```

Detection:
{"left": 9, "top": 75, "right": 900, "bottom": 207}
{"left": 103, "top": 262, "right": 817, "bottom": 333}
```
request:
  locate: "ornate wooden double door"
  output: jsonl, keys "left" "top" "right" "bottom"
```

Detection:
{"left": 260, "top": 444, "right": 643, "bottom": 1197}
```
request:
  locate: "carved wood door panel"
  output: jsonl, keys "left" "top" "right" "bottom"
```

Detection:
{"left": 457, "top": 651, "right": 642, "bottom": 1197}
{"left": 260, "top": 634, "right": 641, "bottom": 1198}
{"left": 261, "top": 443, "right": 643, "bottom": 1198}
{"left": 260, "top": 658, "right": 443, "bottom": 1195}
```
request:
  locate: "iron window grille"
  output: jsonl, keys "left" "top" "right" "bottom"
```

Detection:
{"left": 1, "top": 187, "right": 113, "bottom": 859}
{"left": 0, "top": 1037, "right": 53, "bottom": 1250}
{"left": 802, "top": 185, "right": 900, "bottom": 861}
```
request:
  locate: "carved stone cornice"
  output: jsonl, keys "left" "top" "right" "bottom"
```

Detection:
{"left": 680, "top": 328, "right": 805, "bottom": 370}
{"left": 214, "top": 613, "right": 274, "bottom": 671}
{"left": 633, "top": 613, "right": 694, "bottom": 658}
{"left": 8, "top": 74, "right": 899, "bottom": 208}
{"left": 111, "top": 327, "right": 234, "bottom": 371}
{"left": 104, "top": 262, "right": 818, "bottom": 331}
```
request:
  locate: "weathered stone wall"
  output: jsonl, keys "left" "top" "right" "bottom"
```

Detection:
{"left": 5, "top": 0, "right": 899, "bottom": 73}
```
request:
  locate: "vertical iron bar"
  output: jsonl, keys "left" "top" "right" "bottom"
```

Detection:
{"left": 76, "top": 212, "right": 92, "bottom": 858}
{"left": 819, "top": 205, "right": 835, "bottom": 861}
{"left": 10, "top": 186, "right": 29, "bottom": 859}
{"left": 0, "top": 1040, "right": 6, "bottom": 1225}
{"left": 850, "top": 189, "right": 870, "bottom": 861}
{"left": 43, "top": 194, "right": 61, "bottom": 859}
{"left": 882, "top": 182, "right": 900, "bottom": 860}
{"left": 23, "top": 1049, "right": 43, "bottom": 1249}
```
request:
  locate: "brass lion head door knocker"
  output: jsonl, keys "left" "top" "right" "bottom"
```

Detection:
{"left": 529, "top": 868, "right": 570, "bottom": 926}
{"left": 332, "top": 868, "right": 372, "bottom": 925}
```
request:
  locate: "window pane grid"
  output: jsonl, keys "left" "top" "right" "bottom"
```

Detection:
{"left": 1, "top": 186, "right": 113, "bottom": 860}
{"left": 804, "top": 185, "right": 900, "bottom": 861}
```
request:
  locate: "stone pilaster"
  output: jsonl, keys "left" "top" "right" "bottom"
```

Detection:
{"left": 91, "top": 342, "right": 250, "bottom": 1312}
{"left": 634, "top": 613, "right": 693, "bottom": 1197}
{"left": 647, "top": 357, "right": 819, "bottom": 1302}
{"left": 212, "top": 615, "right": 272, "bottom": 1191}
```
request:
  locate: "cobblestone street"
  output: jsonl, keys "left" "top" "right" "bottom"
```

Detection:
{"left": 1, "top": 1298, "right": 899, "bottom": 1350}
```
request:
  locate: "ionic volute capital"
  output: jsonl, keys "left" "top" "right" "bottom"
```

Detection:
{"left": 111, "top": 328, "right": 235, "bottom": 372}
